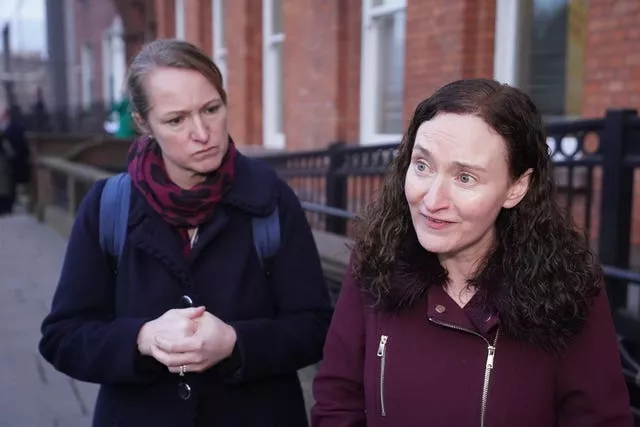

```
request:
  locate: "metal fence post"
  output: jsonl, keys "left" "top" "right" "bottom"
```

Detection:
{"left": 598, "top": 109, "right": 637, "bottom": 312}
{"left": 325, "top": 141, "right": 347, "bottom": 234}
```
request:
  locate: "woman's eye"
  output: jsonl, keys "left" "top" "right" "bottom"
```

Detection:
{"left": 205, "top": 105, "right": 220, "bottom": 114}
{"left": 414, "top": 160, "right": 429, "bottom": 173}
{"left": 459, "top": 173, "right": 476, "bottom": 184}
{"left": 167, "top": 116, "right": 183, "bottom": 125}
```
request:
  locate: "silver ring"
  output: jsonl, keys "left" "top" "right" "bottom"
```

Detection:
{"left": 179, "top": 365, "right": 186, "bottom": 376}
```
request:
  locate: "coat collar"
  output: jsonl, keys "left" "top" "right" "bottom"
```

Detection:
{"left": 124, "top": 151, "right": 280, "bottom": 288}
{"left": 371, "top": 232, "right": 596, "bottom": 351}
{"left": 222, "top": 152, "right": 279, "bottom": 216}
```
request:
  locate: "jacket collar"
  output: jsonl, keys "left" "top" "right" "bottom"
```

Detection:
{"left": 426, "top": 285, "right": 499, "bottom": 337}
{"left": 222, "top": 152, "right": 279, "bottom": 216}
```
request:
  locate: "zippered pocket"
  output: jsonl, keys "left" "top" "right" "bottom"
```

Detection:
{"left": 376, "top": 334, "right": 388, "bottom": 417}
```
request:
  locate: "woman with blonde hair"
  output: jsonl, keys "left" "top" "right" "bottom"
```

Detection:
{"left": 40, "top": 39, "right": 332, "bottom": 427}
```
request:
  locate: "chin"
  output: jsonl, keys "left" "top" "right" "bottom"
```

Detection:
{"left": 415, "top": 231, "right": 455, "bottom": 255}
{"left": 195, "top": 157, "right": 224, "bottom": 174}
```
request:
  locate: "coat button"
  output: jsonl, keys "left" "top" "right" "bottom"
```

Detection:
{"left": 178, "top": 382, "right": 191, "bottom": 400}
{"left": 435, "top": 304, "right": 446, "bottom": 314}
{"left": 179, "top": 295, "right": 194, "bottom": 308}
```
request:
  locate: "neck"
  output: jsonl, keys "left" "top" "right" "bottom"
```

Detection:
{"left": 438, "top": 228, "right": 496, "bottom": 297}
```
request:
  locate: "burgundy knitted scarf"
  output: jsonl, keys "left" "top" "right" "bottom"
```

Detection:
{"left": 127, "top": 135, "right": 237, "bottom": 229}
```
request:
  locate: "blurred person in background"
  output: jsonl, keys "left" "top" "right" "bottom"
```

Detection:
{"left": 0, "top": 97, "right": 31, "bottom": 214}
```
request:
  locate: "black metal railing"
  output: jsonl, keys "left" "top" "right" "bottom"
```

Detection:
{"left": 20, "top": 102, "right": 122, "bottom": 134}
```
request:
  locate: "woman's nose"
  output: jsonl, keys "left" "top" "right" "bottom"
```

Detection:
{"left": 423, "top": 177, "right": 450, "bottom": 211}
{"left": 190, "top": 115, "right": 209, "bottom": 142}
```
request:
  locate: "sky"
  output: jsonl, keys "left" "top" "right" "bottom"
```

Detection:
{"left": 0, "top": 0, "right": 46, "bottom": 55}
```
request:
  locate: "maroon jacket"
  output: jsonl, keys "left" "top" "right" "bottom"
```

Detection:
{"left": 311, "top": 261, "right": 632, "bottom": 427}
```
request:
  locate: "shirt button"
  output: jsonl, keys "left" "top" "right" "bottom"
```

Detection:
{"left": 178, "top": 382, "right": 191, "bottom": 400}
{"left": 435, "top": 304, "right": 446, "bottom": 314}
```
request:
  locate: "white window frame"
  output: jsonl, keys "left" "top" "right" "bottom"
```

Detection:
{"left": 81, "top": 42, "right": 93, "bottom": 109}
{"left": 262, "top": 0, "right": 285, "bottom": 149}
{"left": 494, "top": 0, "right": 581, "bottom": 162}
{"left": 175, "top": 0, "right": 185, "bottom": 39}
{"left": 102, "top": 33, "right": 113, "bottom": 107}
{"left": 102, "top": 17, "right": 126, "bottom": 107}
{"left": 493, "top": 0, "right": 524, "bottom": 86}
{"left": 212, "top": 0, "right": 227, "bottom": 88}
{"left": 359, "top": 0, "right": 407, "bottom": 146}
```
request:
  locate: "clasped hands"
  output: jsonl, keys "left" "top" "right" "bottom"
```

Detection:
{"left": 136, "top": 306, "right": 237, "bottom": 374}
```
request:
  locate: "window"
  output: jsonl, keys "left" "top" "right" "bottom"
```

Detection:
{"left": 81, "top": 42, "right": 94, "bottom": 109}
{"left": 102, "top": 34, "right": 113, "bottom": 107}
{"left": 262, "top": 0, "right": 285, "bottom": 149}
{"left": 212, "top": 0, "right": 227, "bottom": 87}
{"left": 494, "top": 0, "right": 587, "bottom": 120}
{"left": 359, "top": 0, "right": 406, "bottom": 145}
{"left": 175, "top": 0, "right": 185, "bottom": 39}
{"left": 102, "top": 17, "right": 125, "bottom": 107}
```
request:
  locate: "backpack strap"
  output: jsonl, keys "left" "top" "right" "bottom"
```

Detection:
{"left": 252, "top": 206, "right": 281, "bottom": 271}
{"left": 98, "top": 174, "right": 276, "bottom": 273}
{"left": 99, "top": 172, "right": 131, "bottom": 267}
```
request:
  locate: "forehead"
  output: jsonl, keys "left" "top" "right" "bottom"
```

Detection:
{"left": 414, "top": 113, "right": 507, "bottom": 167}
{"left": 144, "top": 67, "right": 221, "bottom": 112}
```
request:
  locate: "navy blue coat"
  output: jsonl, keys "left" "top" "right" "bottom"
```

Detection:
{"left": 39, "top": 154, "right": 333, "bottom": 427}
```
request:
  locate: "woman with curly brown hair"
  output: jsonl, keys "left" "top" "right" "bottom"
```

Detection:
{"left": 311, "top": 78, "right": 632, "bottom": 427}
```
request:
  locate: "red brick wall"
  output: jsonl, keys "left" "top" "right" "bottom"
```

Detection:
{"left": 154, "top": 0, "right": 176, "bottom": 38}
{"left": 225, "top": 0, "right": 263, "bottom": 148}
{"left": 583, "top": 0, "right": 640, "bottom": 117}
{"left": 582, "top": 0, "right": 640, "bottom": 245}
{"left": 152, "top": 0, "right": 361, "bottom": 149}
{"left": 282, "top": 0, "right": 361, "bottom": 150}
{"left": 338, "top": 2, "right": 364, "bottom": 144}
{"left": 113, "top": 0, "right": 155, "bottom": 63}
{"left": 72, "top": 0, "right": 119, "bottom": 106}
{"left": 184, "top": 0, "right": 212, "bottom": 53}
{"left": 403, "top": 0, "right": 495, "bottom": 121}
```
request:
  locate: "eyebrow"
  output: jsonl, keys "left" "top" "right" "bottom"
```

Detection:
{"left": 162, "top": 98, "right": 222, "bottom": 117}
{"left": 412, "top": 144, "right": 488, "bottom": 173}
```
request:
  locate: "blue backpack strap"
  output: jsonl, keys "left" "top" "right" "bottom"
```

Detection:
{"left": 99, "top": 172, "right": 131, "bottom": 267}
{"left": 252, "top": 206, "right": 281, "bottom": 271}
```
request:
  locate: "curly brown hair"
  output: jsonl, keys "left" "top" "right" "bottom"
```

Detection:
{"left": 352, "top": 78, "right": 602, "bottom": 352}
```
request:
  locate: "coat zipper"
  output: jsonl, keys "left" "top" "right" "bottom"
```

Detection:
{"left": 377, "top": 334, "right": 388, "bottom": 417}
{"left": 428, "top": 318, "right": 500, "bottom": 427}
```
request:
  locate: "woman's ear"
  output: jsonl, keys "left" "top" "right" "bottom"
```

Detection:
{"left": 503, "top": 168, "right": 533, "bottom": 209}
{"left": 132, "top": 112, "right": 149, "bottom": 135}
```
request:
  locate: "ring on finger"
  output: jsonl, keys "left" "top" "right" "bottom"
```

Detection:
{"left": 179, "top": 365, "right": 186, "bottom": 376}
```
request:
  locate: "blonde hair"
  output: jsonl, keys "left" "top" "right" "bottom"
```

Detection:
{"left": 126, "top": 38, "right": 226, "bottom": 122}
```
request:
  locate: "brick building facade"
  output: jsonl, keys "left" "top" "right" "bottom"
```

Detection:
{"left": 151, "top": 0, "right": 640, "bottom": 152}
{"left": 45, "top": 0, "right": 155, "bottom": 118}
{"left": 44, "top": 0, "right": 640, "bottom": 243}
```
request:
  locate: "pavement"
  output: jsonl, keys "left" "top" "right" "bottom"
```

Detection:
{"left": 0, "top": 213, "right": 98, "bottom": 427}
{"left": 0, "top": 212, "right": 317, "bottom": 427}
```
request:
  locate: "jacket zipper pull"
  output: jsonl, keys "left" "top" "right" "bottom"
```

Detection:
{"left": 377, "top": 335, "right": 388, "bottom": 357}
{"left": 377, "top": 335, "right": 388, "bottom": 417}
{"left": 486, "top": 345, "right": 496, "bottom": 369}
